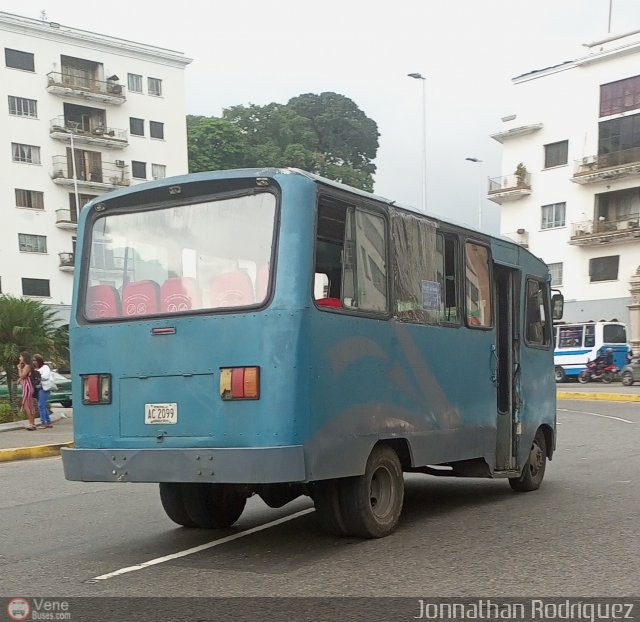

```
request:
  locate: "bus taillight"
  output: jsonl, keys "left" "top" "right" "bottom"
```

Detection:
{"left": 220, "top": 367, "right": 260, "bottom": 400}
{"left": 81, "top": 374, "right": 112, "bottom": 404}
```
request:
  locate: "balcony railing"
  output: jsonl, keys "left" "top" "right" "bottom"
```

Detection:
{"left": 573, "top": 147, "right": 640, "bottom": 183}
{"left": 570, "top": 214, "right": 640, "bottom": 245}
{"left": 46, "top": 71, "right": 126, "bottom": 103}
{"left": 50, "top": 117, "right": 128, "bottom": 146}
{"left": 58, "top": 252, "right": 75, "bottom": 271}
{"left": 487, "top": 173, "right": 532, "bottom": 204}
{"left": 52, "top": 155, "right": 130, "bottom": 189}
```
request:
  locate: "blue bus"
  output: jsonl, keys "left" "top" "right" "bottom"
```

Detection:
{"left": 553, "top": 321, "right": 629, "bottom": 381}
{"left": 61, "top": 168, "right": 563, "bottom": 538}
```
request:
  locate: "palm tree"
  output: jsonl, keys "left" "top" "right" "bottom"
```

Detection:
{"left": 0, "top": 295, "right": 61, "bottom": 414}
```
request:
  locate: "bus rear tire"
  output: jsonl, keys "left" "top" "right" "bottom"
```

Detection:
{"left": 339, "top": 444, "right": 404, "bottom": 538}
{"left": 181, "top": 483, "right": 247, "bottom": 529}
{"left": 312, "top": 479, "right": 350, "bottom": 536}
{"left": 554, "top": 367, "right": 566, "bottom": 383}
{"left": 159, "top": 482, "right": 198, "bottom": 528}
{"left": 509, "top": 429, "right": 547, "bottom": 492}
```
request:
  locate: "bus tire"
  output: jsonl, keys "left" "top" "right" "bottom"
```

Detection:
{"left": 554, "top": 367, "right": 566, "bottom": 383}
{"left": 312, "top": 479, "right": 350, "bottom": 536}
{"left": 339, "top": 444, "right": 404, "bottom": 539}
{"left": 159, "top": 483, "right": 198, "bottom": 528}
{"left": 182, "top": 483, "right": 247, "bottom": 529}
{"left": 509, "top": 429, "right": 547, "bottom": 492}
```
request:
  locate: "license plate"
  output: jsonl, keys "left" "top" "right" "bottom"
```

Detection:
{"left": 145, "top": 403, "right": 177, "bottom": 424}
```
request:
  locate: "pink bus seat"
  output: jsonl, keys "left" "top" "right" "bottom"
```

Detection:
{"left": 255, "top": 264, "right": 270, "bottom": 302}
{"left": 122, "top": 280, "right": 160, "bottom": 316}
{"left": 161, "top": 277, "right": 201, "bottom": 313}
{"left": 210, "top": 271, "right": 254, "bottom": 308}
{"left": 86, "top": 285, "right": 121, "bottom": 319}
{"left": 316, "top": 297, "right": 342, "bottom": 308}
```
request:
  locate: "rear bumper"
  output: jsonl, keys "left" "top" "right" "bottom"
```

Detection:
{"left": 61, "top": 445, "right": 306, "bottom": 484}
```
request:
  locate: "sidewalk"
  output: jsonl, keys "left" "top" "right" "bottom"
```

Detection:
{"left": 0, "top": 408, "right": 73, "bottom": 462}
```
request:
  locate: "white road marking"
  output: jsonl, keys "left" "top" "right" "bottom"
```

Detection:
{"left": 88, "top": 507, "right": 314, "bottom": 582}
{"left": 557, "top": 408, "right": 635, "bottom": 424}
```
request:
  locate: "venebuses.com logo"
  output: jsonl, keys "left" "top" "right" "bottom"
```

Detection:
{"left": 7, "top": 599, "right": 30, "bottom": 621}
{"left": 5, "top": 598, "right": 71, "bottom": 621}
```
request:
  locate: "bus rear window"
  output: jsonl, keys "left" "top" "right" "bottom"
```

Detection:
{"left": 84, "top": 192, "right": 276, "bottom": 320}
{"left": 603, "top": 324, "right": 627, "bottom": 343}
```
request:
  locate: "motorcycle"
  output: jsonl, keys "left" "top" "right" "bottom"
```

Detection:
{"left": 578, "top": 360, "right": 617, "bottom": 384}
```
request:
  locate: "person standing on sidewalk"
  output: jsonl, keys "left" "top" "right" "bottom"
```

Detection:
{"left": 17, "top": 352, "right": 37, "bottom": 430}
{"left": 33, "top": 355, "right": 54, "bottom": 429}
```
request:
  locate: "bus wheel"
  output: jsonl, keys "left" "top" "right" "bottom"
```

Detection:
{"left": 312, "top": 479, "right": 350, "bottom": 536}
{"left": 509, "top": 429, "right": 547, "bottom": 492}
{"left": 182, "top": 483, "right": 247, "bottom": 528}
{"left": 159, "top": 483, "right": 197, "bottom": 528}
{"left": 339, "top": 445, "right": 404, "bottom": 538}
{"left": 554, "top": 367, "right": 566, "bottom": 383}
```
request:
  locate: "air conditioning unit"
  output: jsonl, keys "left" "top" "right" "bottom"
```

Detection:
{"left": 516, "top": 228, "right": 526, "bottom": 235}
{"left": 115, "top": 160, "right": 126, "bottom": 167}
{"left": 113, "top": 257, "right": 125, "bottom": 268}
{"left": 582, "top": 155, "right": 597, "bottom": 165}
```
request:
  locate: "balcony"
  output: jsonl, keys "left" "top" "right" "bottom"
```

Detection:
{"left": 46, "top": 71, "right": 126, "bottom": 105}
{"left": 490, "top": 123, "right": 543, "bottom": 144}
{"left": 487, "top": 173, "right": 532, "bottom": 204}
{"left": 58, "top": 252, "right": 75, "bottom": 272}
{"left": 52, "top": 156, "right": 130, "bottom": 190}
{"left": 569, "top": 214, "right": 640, "bottom": 246}
{"left": 572, "top": 148, "right": 640, "bottom": 184}
{"left": 50, "top": 117, "right": 128, "bottom": 149}
{"left": 55, "top": 208, "right": 77, "bottom": 230}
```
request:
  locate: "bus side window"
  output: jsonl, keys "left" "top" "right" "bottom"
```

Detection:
{"left": 525, "top": 279, "right": 550, "bottom": 347}
{"left": 465, "top": 242, "right": 493, "bottom": 328}
{"left": 584, "top": 324, "right": 596, "bottom": 347}
{"left": 438, "top": 233, "right": 459, "bottom": 323}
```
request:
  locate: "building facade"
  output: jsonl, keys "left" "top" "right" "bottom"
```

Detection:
{"left": 0, "top": 11, "right": 192, "bottom": 323}
{"left": 490, "top": 31, "right": 640, "bottom": 345}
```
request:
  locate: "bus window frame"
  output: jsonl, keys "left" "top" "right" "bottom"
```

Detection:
{"left": 312, "top": 188, "right": 392, "bottom": 321}
{"left": 77, "top": 181, "right": 282, "bottom": 325}
{"left": 523, "top": 274, "right": 552, "bottom": 350}
{"left": 463, "top": 238, "right": 494, "bottom": 331}
{"left": 436, "top": 227, "right": 463, "bottom": 328}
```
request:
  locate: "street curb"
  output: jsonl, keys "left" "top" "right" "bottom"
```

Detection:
{"left": 0, "top": 442, "right": 74, "bottom": 463}
{"left": 557, "top": 391, "right": 640, "bottom": 402}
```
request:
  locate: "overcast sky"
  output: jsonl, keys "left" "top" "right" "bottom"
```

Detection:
{"left": 12, "top": 0, "right": 640, "bottom": 232}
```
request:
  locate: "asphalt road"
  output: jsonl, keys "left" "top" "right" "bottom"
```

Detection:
{"left": 1, "top": 400, "right": 638, "bottom": 601}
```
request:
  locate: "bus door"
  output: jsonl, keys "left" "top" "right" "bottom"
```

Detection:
{"left": 494, "top": 264, "right": 520, "bottom": 471}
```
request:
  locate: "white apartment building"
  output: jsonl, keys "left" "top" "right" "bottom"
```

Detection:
{"left": 491, "top": 30, "right": 640, "bottom": 344}
{"left": 0, "top": 12, "right": 192, "bottom": 323}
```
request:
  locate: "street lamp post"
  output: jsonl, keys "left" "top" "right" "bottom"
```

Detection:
{"left": 465, "top": 157, "right": 484, "bottom": 230}
{"left": 63, "top": 123, "right": 81, "bottom": 219}
{"left": 408, "top": 72, "right": 427, "bottom": 213}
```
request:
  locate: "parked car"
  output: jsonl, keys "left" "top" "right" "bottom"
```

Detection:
{"left": 0, "top": 370, "right": 72, "bottom": 407}
{"left": 621, "top": 360, "right": 640, "bottom": 386}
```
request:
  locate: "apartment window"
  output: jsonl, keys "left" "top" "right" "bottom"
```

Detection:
{"left": 127, "top": 73, "right": 142, "bottom": 93}
{"left": 589, "top": 255, "right": 619, "bottom": 282}
{"left": 22, "top": 278, "right": 50, "bottom": 297}
{"left": 150, "top": 121, "right": 164, "bottom": 139}
{"left": 548, "top": 262, "right": 563, "bottom": 286}
{"left": 148, "top": 77, "right": 162, "bottom": 96}
{"left": 8, "top": 96, "right": 37, "bottom": 118}
{"left": 152, "top": 163, "right": 166, "bottom": 179}
{"left": 5, "top": 48, "right": 34, "bottom": 72}
{"left": 541, "top": 202, "right": 566, "bottom": 229}
{"left": 544, "top": 140, "right": 568, "bottom": 168}
{"left": 131, "top": 160, "right": 146, "bottom": 179}
{"left": 18, "top": 233, "right": 47, "bottom": 253}
{"left": 15, "top": 189, "right": 44, "bottom": 209}
{"left": 600, "top": 75, "right": 640, "bottom": 117}
{"left": 130, "top": 117, "right": 144, "bottom": 136}
{"left": 69, "top": 192, "right": 97, "bottom": 222}
{"left": 0, "top": 277, "right": 2, "bottom": 294}
{"left": 598, "top": 114, "right": 640, "bottom": 167}
{"left": 11, "top": 143, "right": 40, "bottom": 164}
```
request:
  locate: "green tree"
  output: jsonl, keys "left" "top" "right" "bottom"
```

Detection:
{"left": 0, "top": 296, "right": 60, "bottom": 413}
{"left": 187, "top": 115, "right": 247, "bottom": 173}
{"left": 188, "top": 92, "right": 379, "bottom": 191}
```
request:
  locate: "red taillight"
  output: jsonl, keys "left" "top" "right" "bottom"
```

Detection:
{"left": 220, "top": 367, "right": 260, "bottom": 400}
{"left": 81, "top": 374, "right": 112, "bottom": 404}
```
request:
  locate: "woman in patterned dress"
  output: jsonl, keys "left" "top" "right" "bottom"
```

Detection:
{"left": 17, "top": 352, "right": 37, "bottom": 430}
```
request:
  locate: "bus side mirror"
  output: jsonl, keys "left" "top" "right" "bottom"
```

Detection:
{"left": 551, "top": 291, "right": 564, "bottom": 320}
